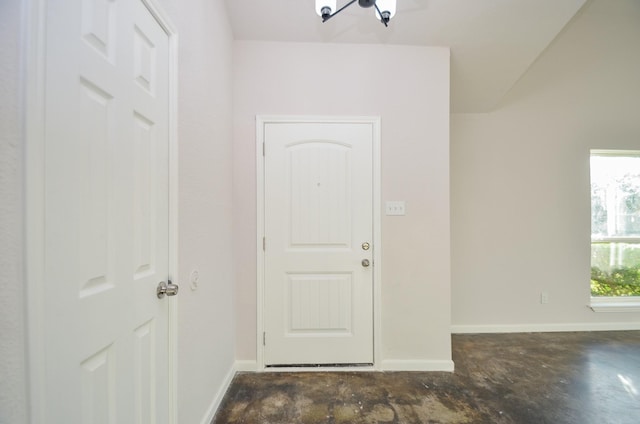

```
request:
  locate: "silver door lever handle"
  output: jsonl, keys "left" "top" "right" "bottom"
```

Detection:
{"left": 157, "top": 280, "right": 179, "bottom": 299}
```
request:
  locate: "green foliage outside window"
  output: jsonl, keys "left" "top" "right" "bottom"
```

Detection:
{"left": 591, "top": 266, "right": 640, "bottom": 296}
{"left": 591, "top": 242, "right": 640, "bottom": 296}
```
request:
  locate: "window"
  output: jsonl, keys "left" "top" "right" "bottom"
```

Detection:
{"left": 590, "top": 151, "right": 640, "bottom": 298}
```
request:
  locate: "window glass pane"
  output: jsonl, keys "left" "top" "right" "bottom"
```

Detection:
{"left": 591, "top": 152, "right": 640, "bottom": 297}
{"left": 591, "top": 155, "right": 640, "bottom": 237}
{"left": 592, "top": 242, "right": 640, "bottom": 273}
{"left": 591, "top": 242, "right": 640, "bottom": 296}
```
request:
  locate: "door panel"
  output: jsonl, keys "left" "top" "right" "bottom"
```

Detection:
{"left": 43, "top": 0, "right": 170, "bottom": 421}
{"left": 289, "top": 142, "right": 351, "bottom": 247}
{"left": 264, "top": 122, "right": 374, "bottom": 365}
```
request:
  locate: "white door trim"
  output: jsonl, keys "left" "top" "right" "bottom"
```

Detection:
{"left": 256, "top": 115, "right": 382, "bottom": 371}
{"left": 24, "top": 1, "right": 179, "bottom": 422}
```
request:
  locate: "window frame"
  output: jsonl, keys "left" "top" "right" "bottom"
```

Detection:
{"left": 589, "top": 149, "right": 640, "bottom": 312}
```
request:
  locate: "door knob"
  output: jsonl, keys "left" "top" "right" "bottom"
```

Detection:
{"left": 361, "top": 259, "right": 370, "bottom": 267}
{"left": 157, "top": 280, "right": 179, "bottom": 299}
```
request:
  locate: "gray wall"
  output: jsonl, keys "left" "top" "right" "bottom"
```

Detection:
{"left": 451, "top": 0, "right": 640, "bottom": 331}
{"left": 233, "top": 42, "right": 452, "bottom": 367}
{"left": 155, "top": 0, "right": 237, "bottom": 421}
{"left": 0, "top": 0, "right": 28, "bottom": 422}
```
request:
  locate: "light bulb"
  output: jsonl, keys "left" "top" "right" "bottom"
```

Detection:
{"left": 315, "top": 0, "right": 337, "bottom": 18}
{"left": 374, "top": 0, "right": 396, "bottom": 21}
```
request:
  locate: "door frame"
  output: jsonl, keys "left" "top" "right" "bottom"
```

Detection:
{"left": 24, "top": 1, "right": 179, "bottom": 422}
{"left": 256, "top": 115, "right": 382, "bottom": 371}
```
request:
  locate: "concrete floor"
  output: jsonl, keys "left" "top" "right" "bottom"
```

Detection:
{"left": 212, "top": 331, "right": 640, "bottom": 423}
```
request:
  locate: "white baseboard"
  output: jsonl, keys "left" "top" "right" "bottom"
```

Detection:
{"left": 451, "top": 322, "right": 640, "bottom": 334}
{"left": 380, "top": 359, "right": 454, "bottom": 372}
{"left": 200, "top": 364, "right": 237, "bottom": 424}
{"left": 234, "top": 359, "right": 259, "bottom": 372}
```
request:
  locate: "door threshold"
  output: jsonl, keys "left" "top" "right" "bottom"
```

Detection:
{"left": 263, "top": 363, "right": 376, "bottom": 372}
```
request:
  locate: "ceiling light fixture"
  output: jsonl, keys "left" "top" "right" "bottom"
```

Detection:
{"left": 315, "top": 0, "right": 397, "bottom": 27}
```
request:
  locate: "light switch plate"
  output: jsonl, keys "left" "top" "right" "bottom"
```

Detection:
{"left": 190, "top": 270, "right": 200, "bottom": 291}
{"left": 385, "top": 201, "right": 406, "bottom": 216}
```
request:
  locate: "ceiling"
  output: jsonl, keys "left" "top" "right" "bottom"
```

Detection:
{"left": 224, "top": 0, "right": 588, "bottom": 113}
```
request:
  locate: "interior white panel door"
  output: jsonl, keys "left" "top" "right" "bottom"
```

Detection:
{"left": 263, "top": 122, "right": 374, "bottom": 365}
{"left": 42, "top": 0, "right": 171, "bottom": 421}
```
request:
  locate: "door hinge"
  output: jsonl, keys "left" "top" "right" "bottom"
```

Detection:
{"left": 263, "top": 332, "right": 266, "bottom": 346}
{"left": 263, "top": 237, "right": 266, "bottom": 251}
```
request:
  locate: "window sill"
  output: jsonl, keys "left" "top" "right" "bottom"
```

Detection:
{"left": 589, "top": 297, "right": 640, "bottom": 312}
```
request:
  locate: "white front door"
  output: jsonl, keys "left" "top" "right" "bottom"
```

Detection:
{"left": 263, "top": 121, "right": 375, "bottom": 366}
{"left": 42, "top": 0, "right": 172, "bottom": 421}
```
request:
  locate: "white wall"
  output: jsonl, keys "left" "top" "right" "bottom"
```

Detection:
{"left": 451, "top": 0, "right": 640, "bottom": 331}
{"left": 233, "top": 42, "right": 452, "bottom": 368}
{"left": 0, "top": 1, "right": 28, "bottom": 422}
{"left": 155, "top": 0, "right": 236, "bottom": 422}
